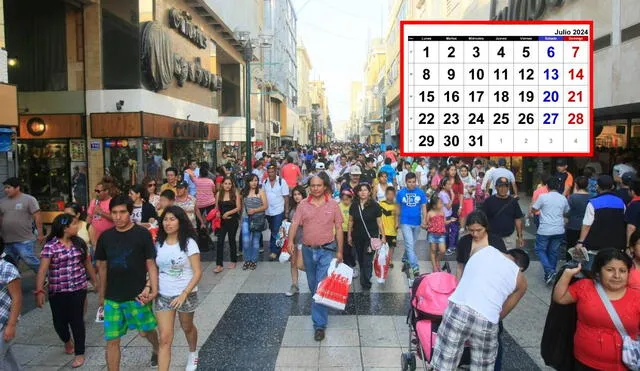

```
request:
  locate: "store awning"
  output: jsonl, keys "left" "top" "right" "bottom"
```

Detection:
{"left": 595, "top": 102, "right": 640, "bottom": 121}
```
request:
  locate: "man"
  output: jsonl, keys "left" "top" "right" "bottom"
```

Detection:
{"left": 576, "top": 174, "right": 626, "bottom": 253}
{"left": 95, "top": 195, "right": 160, "bottom": 370}
{"left": 530, "top": 176, "right": 570, "bottom": 284}
{"left": 380, "top": 158, "right": 398, "bottom": 188}
{"left": 615, "top": 171, "right": 635, "bottom": 205}
{"left": 287, "top": 175, "right": 343, "bottom": 342}
{"left": 340, "top": 165, "right": 362, "bottom": 193}
{"left": 182, "top": 160, "right": 200, "bottom": 197}
{"left": 481, "top": 177, "right": 525, "bottom": 250}
{"left": 482, "top": 161, "right": 498, "bottom": 196}
{"left": 335, "top": 156, "right": 349, "bottom": 177}
{"left": 160, "top": 167, "right": 179, "bottom": 194}
{"left": 264, "top": 164, "right": 290, "bottom": 261}
{"left": 553, "top": 158, "right": 574, "bottom": 197}
{"left": 0, "top": 245, "right": 22, "bottom": 371}
{"left": 397, "top": 172, "right": 428, "bottom": 276}
{"left": 0, "top": 177, "right": 43, "bottom": 273}
{"left": 252, "top": 160, "right": 266, "bottom": 183}
{"left": 432, "top": 245, "right": 528, "bottom": 370}
{"left": 361, "top": 157, "right": 377, "bottom": 185}
{"left": 281, "top": 156, "right": 302, "bottom": 190}
{"left": 625, "top": 178, "right": 640, "bottom": 244}
{"left": 485, "top": 158, "right": 517, "bottom": 196}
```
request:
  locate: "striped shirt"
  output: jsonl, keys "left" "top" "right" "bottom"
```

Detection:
{"left": 293, "top": 195, "right": 342, "bottom": 246}
{"left": 0, "top": 259, "right": 19, "bottom": 328}
{"left": 41, "top": 237, "right": 88, "bottom": 293}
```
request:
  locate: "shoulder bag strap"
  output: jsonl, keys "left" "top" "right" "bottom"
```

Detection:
{"left": 494, "top": 196, "right": 514, "bottom": 218}
{"left": 595, "top": 282, "right": 629, "bottom": 338}
{"left": 358, "top": 203, "right": 373, "bottom": 239}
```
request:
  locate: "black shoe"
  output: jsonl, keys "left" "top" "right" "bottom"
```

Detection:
{"left": 314, "top": 328, "right": 325, "bottom": 341}
{"left": 150, "top": 352, "right": 158, "bottom": 368}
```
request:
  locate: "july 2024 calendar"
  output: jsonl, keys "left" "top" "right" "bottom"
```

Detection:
{"left": 400, "top": 21, "right": 593, "bottom": 157}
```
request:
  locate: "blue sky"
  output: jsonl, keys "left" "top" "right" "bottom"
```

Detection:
{"left": 292, "top": 0, "right": 387, "bottom": 123}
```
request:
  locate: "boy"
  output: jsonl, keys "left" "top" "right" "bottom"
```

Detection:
{"left": 379, "top": 187, "right": 399, "bottom": 268}
{"left": 339, "top": 190, "right": 357, "bottom": 277}
{"left": 156, "top": 189, "right": 175, "bottom": 216}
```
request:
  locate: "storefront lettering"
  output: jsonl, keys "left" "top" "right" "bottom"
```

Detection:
{"left": 172, "top": 122, "right": 209, "bottom": 139}
{"left": 169, "top": 8, "right": 208, "bottom": 49}
{"left": 490, "top": 0, "right": 568, "bottom": 21}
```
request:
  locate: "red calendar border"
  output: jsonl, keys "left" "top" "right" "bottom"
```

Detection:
{"left": 399, "top": 20, "right": 594, "bottom": 158}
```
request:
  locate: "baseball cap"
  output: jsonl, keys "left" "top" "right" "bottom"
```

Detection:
{"left": 176, "top": 181, "right": 189, "bottom": 189}
{"left": 614, "top": 163, "right": 636, "bottom": 178}
{"left": 497, "top": 158, "right": 506, "bottom": 166}
{"left": 315, "top": 162, "right": 326, "bottom": 170}
{"left": 556, "top": 158, "right": 567, "bottom": 166}
{"left": 350, "top": 165, "right": 362, "bottom": 175}
{"left": 597, "top": 174, "right": 614, "bottom": 190}
{"left": 2, "top": 177, "right": 20, "bottom": 188}
{"left": 622, "top": 172, "right": 637, "bottom": 186}
{"left": 495, "top": 177, "right": 510, "bottom": 187}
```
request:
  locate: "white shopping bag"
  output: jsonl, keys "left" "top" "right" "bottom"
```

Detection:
{"left": 373, "top": 243, "right": 390, "bottom": 284}
{"left": 312, "top": 258, "right": 353, "bottom": 310}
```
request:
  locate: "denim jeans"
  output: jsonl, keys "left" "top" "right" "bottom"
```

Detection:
{"left": 267, "top": 212, "right": 285, "bottom": 254}
{"left": 4, "top": 240, "right": 39, "bottom": 273}
{"left": 400, "top": 224, "right": 421, "bottom": 270}
{"left": 0, "top": 327, "right": 21, "bottom": 371}
{"left": 535, "top": 233, "right": 564, "bottom": 276}
{"left": 302, "top": 246, "right": 335, "bottom": 330}
{"left": 242, "top": 217, "right": 262, "bottom": 263}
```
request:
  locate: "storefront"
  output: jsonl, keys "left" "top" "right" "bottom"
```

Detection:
{"left": 0, "top": 83, "right": 18, "bottom": 188}
{"left": 16, "top": 114, "right": 86, "bottom": 222}
{"left": 90, "top": 112, "right": 219, "bottom": 191}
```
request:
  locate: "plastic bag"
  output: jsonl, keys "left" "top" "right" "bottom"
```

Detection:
{"left": 373, "top": 243, "right": 390, "bottom": 283}
{"left": 279, "top": 239, "right": 291, "bottom": 263}
{"left": 313, "top": 259, "right": 353, "bottom": 311}
{"left": 276, "top": 220, "right": 291, "bottom": 249}
{"left": 95, "top": 306, "right": 104, "bottom": 323}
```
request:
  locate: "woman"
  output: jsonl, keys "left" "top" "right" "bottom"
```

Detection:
{"left": 446, "top": 165, "right": 463, "bottom": 253}
{"left": 214, "top": 176, "right": 241, "bottom": 273}
{"left": 64, "top": 202, "right": 90, "bottom": 247}
{"left": 35, "top": 213, "right": 98, "bottom": 368}
{"left": 553, "top": 249, "right": 640, "bottom": 371}
{"left": 129, "top": 184, "right": 158, "bottom": 227}
{"left": 455, "top": 210, "right": 508, "bottom": 280}
{"left": 142, "top": 176, "right": 161, "bottom": 210}
{"left": 194, "top": 167, "right": 216, "bottom": 226}
{"left": 458, "top": 164, "right": 476, "bottom": 230}
{"left": 174, "top": 182, "right": 204, "bottom": 230}
{"left": 348, "top": 183, "right": 384, "bottom": 290}
{"left": 627, "top": 229, "right": 640, "bottom": 289}
{"left": 155, "top": 206, "right": 202, "bottom": 371}
{"left": 374, "top": 172, "right": 389, "bottom": 202}
{"left": 241, "top": 174, "right": 268, "bottom": 270}
{"left": 566, "top": 176, "right": 591, "bottom": 256}
{"left": 286, "top": 186, "right": 307, "bottom": 296}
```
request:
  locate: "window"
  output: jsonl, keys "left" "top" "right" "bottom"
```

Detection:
{"left": 17, "top": 141, "right": 70, "bottom": 211}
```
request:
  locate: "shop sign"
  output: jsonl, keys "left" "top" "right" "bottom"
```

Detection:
{"left": 172, "top": 121, "right": 209, "bottom": 139}
{"left": 90, "top": 141, "right": 101, "bottom": 151}
{"left": 490, "top": 0, "right": 568, "bottom": 21}
{"left": 168, "top": 8, "right": 208, "bottom": 49}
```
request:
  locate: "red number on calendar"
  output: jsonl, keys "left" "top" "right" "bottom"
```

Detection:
{"left": 568, "top": 113, "right": 584, "bottom": 124}
{"left": 568, "top": 91, "right": 583, "bottom": 102}
{"left": 572, "top": 46, "right": 579, "bottom": 58}
{"left": 569, "top": 68, "right": 584, "bottom": 80}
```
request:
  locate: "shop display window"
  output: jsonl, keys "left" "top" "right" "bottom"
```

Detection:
{"left": 17, "top": 141, "right": 70, "bottom": 211}
{"left": 104, "top": 138, "right": 142, "bottom": 192}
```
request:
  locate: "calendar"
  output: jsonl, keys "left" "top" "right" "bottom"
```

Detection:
{"left": 400, "top": 20, "right": 594, "bottom": 157}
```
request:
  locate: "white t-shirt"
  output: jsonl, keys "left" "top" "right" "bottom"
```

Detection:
{"left": 156, "top": 238, "right": 200, "bottom": 297}
{"left": 131, "top": 206, "right": 142, "bottom": 224}
{"left": 263, "top": 176, "right": 290, "bottom": 216}
{"left": 415, "top": 165, "right": 428, "bottom": 186}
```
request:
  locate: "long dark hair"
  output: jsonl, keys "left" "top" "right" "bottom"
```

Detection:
{"left": 354, "top": 183, "right": 374, "bottom": 208}
{"left": 217, "top": 176, "right": 237, "bottom": 204}
{"left": 242, "top": 174, "right": 260, "bottom": 197}
{"left": 130, "top": 184, "right": 149, "bottom": 203}
{"left": 592, "top": 248, "right": 633, "bottom": 281}
{"left": 465, "top": 210, "right": 490, "bottom": 232}
{"left": 64, "top": 202, "right": 86, "bottom": 221}
{"left": 46, "top": 213, "right": 88, "bottom": 256}
{"left": 289, "top": 185, "right": 307, "bottom": 212}
{"left": 156, "top": 206, "right": 197, "bottom": 252}
{"left": 447, "top": 164, "right": 462, "bottom": 185}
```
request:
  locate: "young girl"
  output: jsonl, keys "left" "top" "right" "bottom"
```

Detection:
{"left": 214, "top": 176, "right": 241, "bottom": 273}
{"left": 374, "top": 172, "right": 389, "bottom": 202}
{"left": 338, "top": 189, "right": 358, "bottom": 277}
{"left": 438, "top": 176, "right": 456, "bottom": 255}
{"left": 458, "top": 164, "right": 476, "bottom": 231}
{"left": 36, "top": 213, "right": 98, "bottom": 368}
{"left": 379, "top": 187, "right": 398, "bottom": 268}
{"left": 286, "top": 186, "right": 307, "bottom": 296}
{"left": 426, "top": 194, "right": 453, "bottom": 272}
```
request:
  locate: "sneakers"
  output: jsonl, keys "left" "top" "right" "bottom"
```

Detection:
{"left": 259, "top": 248, "right": 265, "bottom": 253}
{"left": 445, "top": 248, "right": 455, "bottom": 256}
{"left": 353, "top": 267, "right": 359, "bottom": 279}
{"left": 285, "top": 284, "right": 299, "bottom": 297}
{"left": 238, "top": 250, "right": 243, "bottom": 257}
{"left": 412, "top": 267, "right": 420, "bottom": 277}
{"left": 185, "top": 352, "right": 198, "bottom": 371}
{"left": 545, "top": 272, "right": 556, "bottom": 285}
{"left": 242, "top": 262, "right": 250, "bottom": 270}
{"left": 150, "top": 352, "right": 158, "bottom": 368}
{"left": 269, "top": 253, "right": 278, "bottom": 261}
{"left": 314, "top": 328, "right": 325, "bottom": 341}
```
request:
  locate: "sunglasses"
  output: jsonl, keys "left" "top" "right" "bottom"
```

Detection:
{"left": 94, "top": 189, "right": 105, "bottom": 193}
{"left": 147, "top": 183, "right": 156, "bottom": 187}
{"left": 59, "top": 215, "right": 72, "bottom": 226}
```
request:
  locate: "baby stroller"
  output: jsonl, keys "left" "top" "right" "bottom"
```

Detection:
{"left": 401, "top": 271, "right": 470, "bottom": 370}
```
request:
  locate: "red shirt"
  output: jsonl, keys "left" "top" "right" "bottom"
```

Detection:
{"left": 569, "top": 279, "right": 640, "bottom": 370}
{"left": 281, "top": 163, "right": 301, "bottom": 189}
{"left": 385, "top": 150, "right": 397, "bottom": 162}
{"left": 532, "top": 185, "right": 549, "bottom": 216}
{"left": 292, "top": 195, "right": 342, "bottom": 246}
{"left": 451, "top": 181, "right": 464, "bottom": 206}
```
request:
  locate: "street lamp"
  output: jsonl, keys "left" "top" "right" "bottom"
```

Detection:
{"left": 239, "top": 31, "right": 256, "bottom": 173}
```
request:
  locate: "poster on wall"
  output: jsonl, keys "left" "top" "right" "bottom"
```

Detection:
{"left": 70, "top": 140, "right": 87, "bottom": 162}
{"left": 70, "top": 162, "right": 88, "bottom": 208}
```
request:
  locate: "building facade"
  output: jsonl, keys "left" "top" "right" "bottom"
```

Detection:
{"left": 0, "top": 0, "right": 18, "bottom": 189}
{"left": 363, "top": 38, "right": 386, "bottom": 145}
{"left": 296, "top": 42, "right": 312, "bottom": 146}
{"left": 309, "top": 80, "right": 330, "bottom": 145}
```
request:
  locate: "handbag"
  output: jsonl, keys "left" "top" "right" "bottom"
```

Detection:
{"left": 245, "top": 202, "right": 267, "bottom": 232}
{"left": 358, "top": 203, "right": 382, "bottom": 252}
{"left": 595, "top": 282, "right": 640, "bottom": 370}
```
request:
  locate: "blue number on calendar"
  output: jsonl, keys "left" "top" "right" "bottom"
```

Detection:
{"left": 543, "top": 113, "right": 558, "bottom": 125}
{"left": 543, "top": 91, "right": 559, "bottom": 102}
{"left": 544, "top": 68, "right": 559, "bottom": 80}
{"left": 547, "top": 46, "right": 555, "bottom": 58}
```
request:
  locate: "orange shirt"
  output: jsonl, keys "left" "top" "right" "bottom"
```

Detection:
{"left": 531, "top": 185, "right": 549, "bottom": 215}
{"left": 281, "top": 163, "right": 301, "bottom": 189}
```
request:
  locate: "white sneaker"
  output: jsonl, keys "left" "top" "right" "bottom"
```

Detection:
{"left": 185, "top": 352, "right": 198, "bottom": 371}
{"left": 285, "top": 284, "right": 299, "bottom": 297}
{"left": 353, "top": 267, "right": 359, "bottom": 279}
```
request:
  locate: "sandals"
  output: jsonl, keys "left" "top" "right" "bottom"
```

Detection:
{"left": 72, "top": 356, "right": 85, "bottom": 368}
{"left": 228, "top": 263, "right": 236, "bottom": 269}
{"left": 64, "top": 342, "right": 74, "bottom": 355}
{"left": 213, "top": 266, "right": 224, "bottom": 273}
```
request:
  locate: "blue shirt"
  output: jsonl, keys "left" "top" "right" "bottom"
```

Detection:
{"left": 380, "top": 164, "right": 397, "bottom": 183}
{"left": 396, "top": 187, "right": 427, "bottom": 226}
{"left": 183, "top": 168, "right": 200, "bottom": 197}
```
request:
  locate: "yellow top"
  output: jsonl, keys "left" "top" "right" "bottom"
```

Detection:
{"left": 77, "top": 220, "right": 90, "bottom": 246}
{"left": 160, "top": 183, "right": 177, "bottom": 195}
{"left": 339, "top": 202, "right": 350, "bottom": 232}
{"left": 379, "top": 200, "right": 398, "bottom": 237}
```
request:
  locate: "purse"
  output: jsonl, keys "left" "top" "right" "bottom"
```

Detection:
{"left": 595, "top": 282, "right": 640, "bottom": 370}
{"left": 245, "top": 202, "right": 267, "bottom": 232}
{"left": 358, "top": 203, "right": 382, "bottom": 253}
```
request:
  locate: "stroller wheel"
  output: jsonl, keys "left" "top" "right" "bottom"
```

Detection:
{"left": 401, "top": 352, "right": 417, "bottom": 371}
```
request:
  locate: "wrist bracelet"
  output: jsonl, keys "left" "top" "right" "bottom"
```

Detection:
{"left": 33, "top": 289, "right": 45, "bottom": 295}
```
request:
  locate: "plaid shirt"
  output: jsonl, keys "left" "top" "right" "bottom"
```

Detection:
{"left": 41, "top": 237, "right": 88, "bottom": 293}
{"left": 0, "top": 259, "right": 20, "bottom": 329}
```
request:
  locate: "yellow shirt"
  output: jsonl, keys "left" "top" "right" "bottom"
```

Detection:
{"left": 339, "top": 202, "right": 350, "bottom": 232}
{"left": 160, "top": 183, "right": 177, "bottom": 195}
{"left": 379, "top": 200, "right": 398, "bottom": 237}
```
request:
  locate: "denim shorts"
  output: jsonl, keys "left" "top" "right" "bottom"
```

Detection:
{"left": 155, "top": 292, "right": 199, "bottom": 313}
{"left": 428, "top": 233, "right": 446, "bottom": 244}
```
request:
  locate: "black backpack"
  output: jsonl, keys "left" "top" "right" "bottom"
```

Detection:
{"left": 555, "top": 172, "right": 569, "bottom": 194}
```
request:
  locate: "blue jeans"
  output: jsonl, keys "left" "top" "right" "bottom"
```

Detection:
{"left": 242, "top": 217, "right": 262, "bottom": 263}
{"left": 535, "top": 234, "right": 563, "bottom": 276}
{"left": 302, "top": 246, "right": 335, "bottom": 330}
{"left": 5, "top": 240, "right": 39, "bottom": 273}
{"left": 267, "top": 212, "right": 285, "bottom": 254}
{"left": 400, "top": 224, "right": 421, "bottom": 270}
{"left": 0, "top": 328, "right": 21, "bottom": 371}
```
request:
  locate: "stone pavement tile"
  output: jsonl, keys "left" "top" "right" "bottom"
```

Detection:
{"left": 318, "top": 346, "right": 362, "bottom": 368}
{"left": 24, "top": 345, "right": 74, "bottom": 367}
{"left": 13, "top": 344, "right": 54, "bottom": 366}
{"left": 276, "top": 368, "right": 318, "bottom": 371}
{"left": 358, "top": 315, "right": 396, "bottom": 330}
{"left": 276, "top": 347, "right": 319, "bottom": 368}
{"left": 281, "top": 328, "right": 320, "bottom": 347}
{"left": 285, "top": 315, "right": 314, "bottom": 330}
{"left": 120, "top": 346, "right": 168, "bottom": 367}
{"left": 359, "top": 327, "right": 401, "bottom": 348}
{"left": 361, "top": 347, "right": 402, "bottom": 368}
{"left": 503, "top": 292, "right": 551, "bottom": 348}
{"left": 523, "top": 262, "right": 553, "bottom": 306}
{"left": 326, "top": 315, "right": 358, "bottom": 329}
{"left": 320, "top": 329, "right": 360, "bottom": 347}
{"left": 522, "top": 346, "right": 554, "bottom": 370}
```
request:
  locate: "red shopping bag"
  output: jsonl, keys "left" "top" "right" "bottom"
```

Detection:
{"left": 373, "top": 243, "right": 390, "bottom": 284}
{"left": 313, "top": 259, "right": 353, "bottom": 310}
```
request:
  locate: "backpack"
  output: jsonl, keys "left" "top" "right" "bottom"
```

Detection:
{"left": 264, "top": 177, "right": 282, "bottom": 187}
{"left": 555, "top": 172, "right": 570, "bottom": 194}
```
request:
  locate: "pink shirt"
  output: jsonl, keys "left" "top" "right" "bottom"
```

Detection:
{"left": 281, "top": 163, "right": 301, "bottom": 189}
{"left": 194, "top": 177, "right": 216, "bottom": 208}
{"left": 88, "top": 198, "right": 114, "bottom": 240}
{"left": 293, "top": 195, "right": 343, "bottom": 246}
{"left": 532, "top": 185, "right": 549, "bottom": 215}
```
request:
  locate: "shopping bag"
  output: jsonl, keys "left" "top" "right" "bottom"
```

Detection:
{"left": 148, "top": 223, "right": 159, "bottom": 244}
{"left": 276, "top": 220, "right": 291, "bottom": 248}
{"left": 313, "top": 259, "right": 353, "bottom": 311}
{"left": 373, "top": 243, "right": 390, "bottom": 283}
{"left": 279, "top": 239, "right": 291, "bottom": 263}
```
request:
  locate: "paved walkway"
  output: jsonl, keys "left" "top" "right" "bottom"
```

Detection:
{"left": 13, "top": 195, "right": 554, "bottom": 370}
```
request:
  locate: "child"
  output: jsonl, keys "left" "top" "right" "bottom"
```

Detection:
{"left": 438, "top": 177, "right": 456, "bottom": 256}
{"left": 475, "top": 171, "right": 487, "bottom": 208}
{"left": 379, "top": 187, "right": 398, "bottom": 268}
{"left": 426, "top": 193, "right": 454, "bottom": 272}
{"left": 339, "top": 190, "right": 358, "bottom": 276}
{"left": 458, "top": 164, "right": 476, "bottom": 231}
